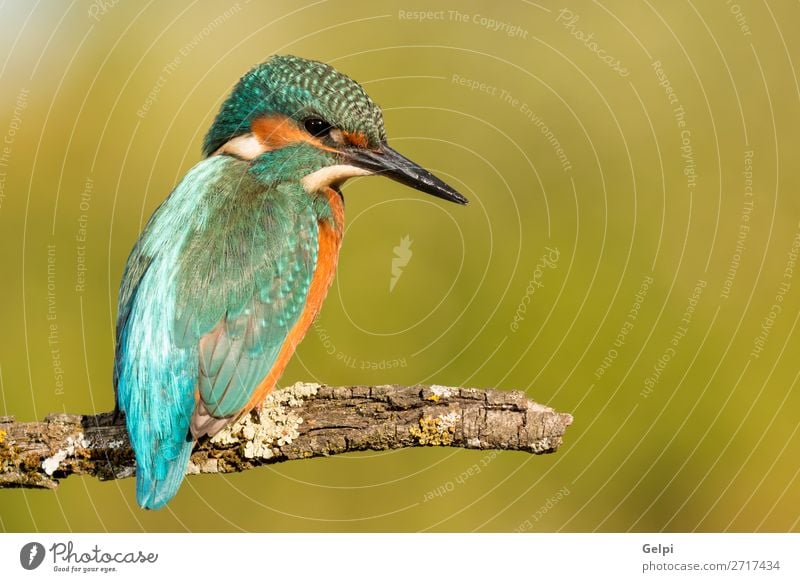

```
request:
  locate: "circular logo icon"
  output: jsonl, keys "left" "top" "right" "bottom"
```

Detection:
{"left": 19, "top": 542, "right": 46, "bottom": 570}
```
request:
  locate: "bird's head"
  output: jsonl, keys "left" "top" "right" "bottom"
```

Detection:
{"left": 203, "top": 55, "right": 467, "bottom": 205}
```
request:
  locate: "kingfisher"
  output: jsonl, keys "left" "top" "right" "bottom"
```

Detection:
{"left": 114, "top": 55, "right": 467, "bottom": 509}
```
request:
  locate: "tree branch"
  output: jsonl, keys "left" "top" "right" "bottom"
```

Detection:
{"left": 0, "top": 382, "right": 572, "bottom": 489}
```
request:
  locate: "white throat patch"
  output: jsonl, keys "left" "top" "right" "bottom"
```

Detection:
{"left": 300, "top": 165, "right": 373, "bottom": 193}
{"left": 213, "top": 133, "right": 266, "bottom": 159}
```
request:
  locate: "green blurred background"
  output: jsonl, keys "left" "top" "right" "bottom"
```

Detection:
{"left": 1, "top": 0, "right": 799, "bottom": 532}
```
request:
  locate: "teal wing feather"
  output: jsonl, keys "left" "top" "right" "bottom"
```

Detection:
{"left": 174, "top": 182, "right": 319, "bottom": 435}
{"left": 116, "top": 156, "right": 318, "bottom": 509}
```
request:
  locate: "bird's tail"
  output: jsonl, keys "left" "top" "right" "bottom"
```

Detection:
{"left": 135, "top": 436, "right": 194, "bottom": 510}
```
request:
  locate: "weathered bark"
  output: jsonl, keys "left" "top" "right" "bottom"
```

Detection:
{"left": 0, "top": 382, "right": 572, "bottom": 489}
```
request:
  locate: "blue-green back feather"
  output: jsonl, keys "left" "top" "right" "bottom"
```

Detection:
{"left": 115, "top": 154, "right": 320, "bottom": 509}
{"left": 176, "top": 182, "right": 318, "bottom": 420}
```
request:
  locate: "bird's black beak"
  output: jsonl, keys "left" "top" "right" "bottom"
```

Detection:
{"left": 343, "top": 143, "right": 468, "bottom": 205}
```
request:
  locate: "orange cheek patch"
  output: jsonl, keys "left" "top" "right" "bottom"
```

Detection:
{"left": 342, "top": 130, "right": 369, "bottom": 148}
{"left": 251, "top": 115, "right": 337, "bottom": 153}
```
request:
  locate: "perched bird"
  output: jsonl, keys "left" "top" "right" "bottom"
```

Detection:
{"left": 114, "top": 55, "right": 467, "bottom": 509}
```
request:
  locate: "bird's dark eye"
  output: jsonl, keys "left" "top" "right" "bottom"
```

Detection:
{"left": 304, "top": 117, "right": 333, "bottom": 138}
